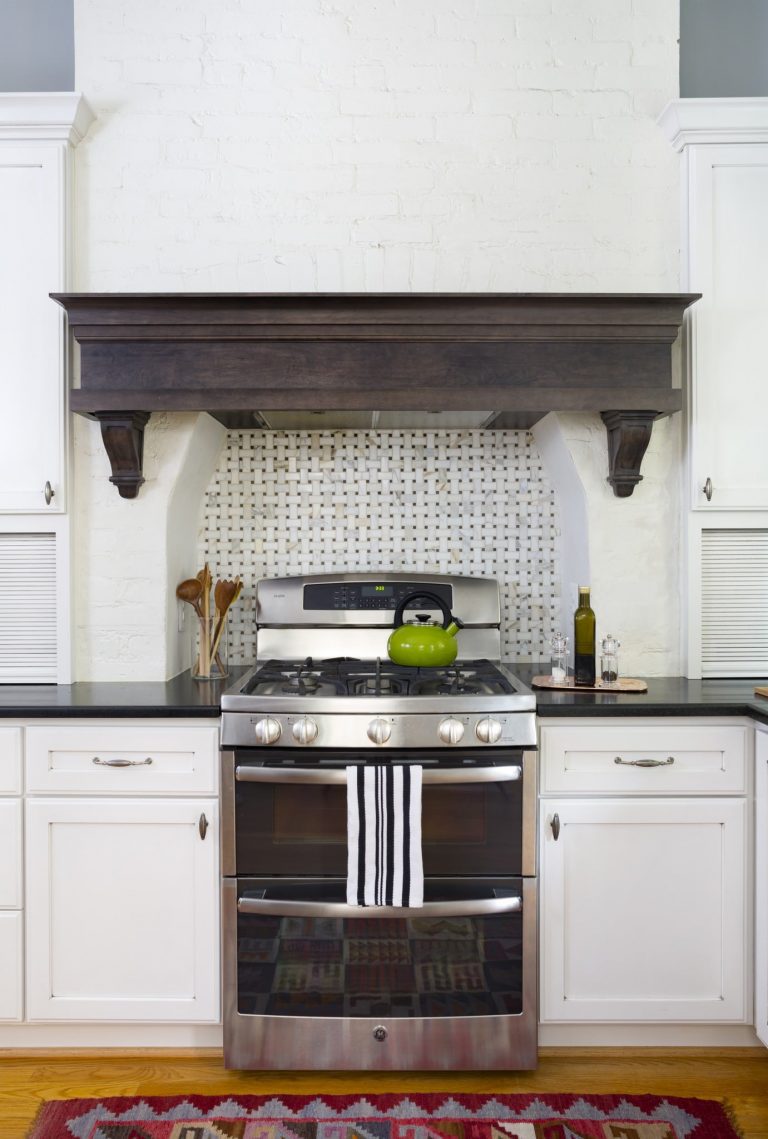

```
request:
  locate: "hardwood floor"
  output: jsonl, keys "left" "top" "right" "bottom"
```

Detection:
{"left": 2, "top": 1048, "right": 768, "bottom": 1139}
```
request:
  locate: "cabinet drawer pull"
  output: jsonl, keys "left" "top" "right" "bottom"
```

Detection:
{"left": 614, "top": 756, "right": 674, "bottom": 768}
{"left": 44, "top": 480, "right": 55, "bottom": 505}
{"left": 92, "top": 756, "right": 153, "bottom": 768}
{"left": 550, "top": 813, "right": 560, "bottom": 840}
{"left": 703, "top": 477, "right": 713, "bottom": 502}
{"left": 199, "top": 812, "right": 208, "bottom": 840}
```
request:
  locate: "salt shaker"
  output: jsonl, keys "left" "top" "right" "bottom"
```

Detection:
{"left": 550, "top": 632, "right": 569, "bottom": 684}
{"left": 600, "top": 634, "right": 620, "bottom": 686}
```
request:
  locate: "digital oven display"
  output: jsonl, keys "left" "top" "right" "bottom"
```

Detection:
{"left": 303, "top": 581, "right": 452, "bottom": 611}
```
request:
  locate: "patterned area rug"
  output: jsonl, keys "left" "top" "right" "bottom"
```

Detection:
{"left": 27, "top": 1091, "right": 742, "bottom": 1139}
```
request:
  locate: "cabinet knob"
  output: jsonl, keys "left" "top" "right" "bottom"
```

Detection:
{"left": 703, "top": 477, "right": 713, "bottom": 502}
{"left": 44, "top": 481, "right": 55, "bottom": 505}
{"left": 550, "top": 813, "right": 561, "bottom": 841}
{"left": 199, "top": 812, "right": 208, "bottom": 840}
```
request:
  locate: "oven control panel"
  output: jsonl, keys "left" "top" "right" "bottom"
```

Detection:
{"left": 222, "top": 711, "right": 537, "bottom": 750}
{"left": 303, "top": 581, "right": 452, "bottom": 612}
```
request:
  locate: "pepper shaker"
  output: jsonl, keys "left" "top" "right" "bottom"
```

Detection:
{"left": 600, "top": 634, "right": 620, "bottom": 686}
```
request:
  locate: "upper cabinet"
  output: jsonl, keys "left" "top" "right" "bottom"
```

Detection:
{"left": 659, "top": 99, "right": 768, "bottom": 511}
{"left": 0, "top": 94, "right": 94, "bottom": 514}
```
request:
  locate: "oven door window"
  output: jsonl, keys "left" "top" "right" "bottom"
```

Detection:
{"left": 234, "top": 750, "right": 524, "bottom": 877}
{"left": 236, "top": 878, "right": 523, "bottom": 1019}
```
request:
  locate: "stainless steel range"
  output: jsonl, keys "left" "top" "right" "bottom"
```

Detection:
{"left": 220, "top": 572, "right": 538, "bottom": 1071}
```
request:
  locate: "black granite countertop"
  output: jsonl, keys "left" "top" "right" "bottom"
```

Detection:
{"left": 0, "top": 664, "right": 767, "bottom": 724}
{"left": 511, "top": 665, "right": 768, "bottom": 725}
{"left": 0, "top": 668, "right": 249, "bottom": 718}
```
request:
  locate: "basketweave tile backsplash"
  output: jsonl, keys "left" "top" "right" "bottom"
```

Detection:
{"left": 199, "top": 430, "right": 561, "bottom": 664}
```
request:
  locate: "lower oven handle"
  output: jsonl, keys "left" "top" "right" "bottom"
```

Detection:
{"left": 235, "top": 764, "right": 522, "bottom": 785}
{"left": 237, "top": 895, "right": 522, "bottom": 919}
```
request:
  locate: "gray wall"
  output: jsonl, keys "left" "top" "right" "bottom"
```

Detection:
{"left": 681, "top": 0, "right": 768, "bottom": 97}
{"left": 0, "top": 0, "right": 74, "bottom": 91}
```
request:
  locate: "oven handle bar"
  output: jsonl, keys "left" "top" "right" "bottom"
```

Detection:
{"left": 235, "top": 764, "right": 522, "bottom": 785}
{"left": 237, "top": 895, "right": 522, "bottom": 919}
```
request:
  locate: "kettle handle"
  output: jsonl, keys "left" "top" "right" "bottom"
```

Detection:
{"left": 393, "top": 590, "right": 457, "bottom": 630}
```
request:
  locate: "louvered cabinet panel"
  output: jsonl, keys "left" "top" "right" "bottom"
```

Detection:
{"left": 701, "top": 529, "right": 768, "bottom": 677}
{"left": 0, "top": 533, "right": 57, "bottom": 682}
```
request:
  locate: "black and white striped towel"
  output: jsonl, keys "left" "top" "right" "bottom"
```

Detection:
{"left": 346, "top": 765, "right": 424, "bottom": 907}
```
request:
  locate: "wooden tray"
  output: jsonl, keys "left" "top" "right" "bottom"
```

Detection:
{"left": 755, "top": 686, "right": 768, "bottom": 699}
{"left": 532, "top": 675, "right": 648, "bottom": 693}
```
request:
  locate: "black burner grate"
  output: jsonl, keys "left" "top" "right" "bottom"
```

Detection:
{"left": 242, "top": 658, "right": 516, "bottom": 698}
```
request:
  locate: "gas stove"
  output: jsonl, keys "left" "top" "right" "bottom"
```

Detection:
{"left": 220, "top": 572, "right": 539, "bottom": 1072}
{"left": 220, "top": 573, "right": 536, "bottom": 749}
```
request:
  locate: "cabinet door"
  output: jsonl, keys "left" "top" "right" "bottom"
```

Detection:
{"left": 0, "top": 146, "right": 66, "bottom": 513}
{"left": 0, "top": 799, "right": 22, "bottom": 908}
{"left": 25, "top": 797, "right": 219, "bottom": 1022}
{"left": 687, "top": 144, "right": 768, "bottom": 510}
{"left": 757, "top": 730, "right": 768, "bottom": 1049}
{"left": 0, "top": 912, "right": 23, "bottom": 1021}
{"left": 540, "top": 797, "right": 747, "bottom": 1022}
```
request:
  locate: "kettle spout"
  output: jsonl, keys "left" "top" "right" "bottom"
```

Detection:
{"left": 446, "top": 617, "right": 465, "bottom": 638}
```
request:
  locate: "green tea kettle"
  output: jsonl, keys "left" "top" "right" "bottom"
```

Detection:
{"left": 387, "top": 591, "right": 465, "bottom": 667}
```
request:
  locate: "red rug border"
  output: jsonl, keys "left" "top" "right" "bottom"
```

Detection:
{"left": 26, "top": 1090, "right": 744, "bottom": 1139}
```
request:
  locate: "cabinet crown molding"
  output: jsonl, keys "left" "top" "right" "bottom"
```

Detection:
{"left": 0, "top": 93, "right": 95, "bottom": 145}
{"left": 658, "top": 97, "right": 768, "bottom": 151}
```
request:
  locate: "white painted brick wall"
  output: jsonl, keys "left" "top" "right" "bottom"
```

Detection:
{"left": 74, "top": 0, "right": 679, "bottom": 292}
{"left": 72, "top": 0, "right": 684, "bottom": 677}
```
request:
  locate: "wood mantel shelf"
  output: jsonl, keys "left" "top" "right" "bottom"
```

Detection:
{"left": 51, "top": 292, "right": 699, "bottom": 499}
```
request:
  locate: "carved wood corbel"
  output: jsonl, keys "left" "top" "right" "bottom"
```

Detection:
{"left": 92, "top": 411, "right": 151, "bottom": 499}
{"left": 600, "top": 411, "right": 661, "bottom": 498}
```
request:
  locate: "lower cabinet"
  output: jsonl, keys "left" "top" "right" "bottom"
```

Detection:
{"left": 540, "top": 796, "right": 748, "bottom": 1022}
{"left": 757, "top": 728, "right": 768, "bottom": 1048}
{"left": 0, "top": 912, "right": 23, "bottom": 1020}
{"left": 25, "top": 797, "right": 220, "bottom": 1022}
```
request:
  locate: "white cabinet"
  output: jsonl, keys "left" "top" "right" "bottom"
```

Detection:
{"left": 25, "top": 796, "right": 219, "bottom": 1022}
{"left": 0, "top": 95, "right": 93, "bottom": 514}
{"left": 659, "top": 101, "right": 768, "bottom": 677}
{"left": 0, "top": 145, "right": 67, "bottom": 512}
{"left": 0, "top": 724, "right": 23, "bottom": 1022}
{"left": 540, "top": 796, "right": 747, "bottom": 1022}
{"left": 683, "top": 142, "right": 768, "bottom": 510}
{"left": 0, "top": 799, "right": 22, "bottom": 909}
{"left": 0, "top": 913, "right": 23, "bottom": 1021}
{"left": 539, "top": 717, "right": 751, "bottom": 1027}
{"left": 25, "top": 723, "right": 219, "bottom": 794}
{"left": 540, "top": 721, "right": 748, "bottom": 795}
{"left": 659, "top": 102, "right": 768, "bottom": 511}
{"left": 757, "top": 727, "right": 768, "bottom": 1049}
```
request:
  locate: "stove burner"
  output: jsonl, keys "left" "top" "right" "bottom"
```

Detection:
{"left": 241, "top": 657, "right": 517, "bottom": 699}
{"left": 280, "top": 669, "right": 322, "bottom": 693}
{"left": 410, "top": 667, "right": 483, "bottom": 696}
{"left": 438, "top": 671, "right": 481, "bottom": 696}
{"left": 349, "top": 657, "right": 407, "bottom": 696}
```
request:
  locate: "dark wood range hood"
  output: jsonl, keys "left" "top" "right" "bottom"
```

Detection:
{"left": 52, "top": 291, "right": 699, "bottom": 500}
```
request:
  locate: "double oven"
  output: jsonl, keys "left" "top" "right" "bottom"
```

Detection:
{"left": 220, "top": 573, "right": 538, "bottom": 1070}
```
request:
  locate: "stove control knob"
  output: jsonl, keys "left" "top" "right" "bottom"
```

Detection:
{"left": 438, "top": 717, "right": 465, "bottom": 746}
{"left": 292, "top": 716, "right": 319, "bottom": 745}
{"left": 475, "top": 716, "right": 503, "bottom": 744}
{"left": 254, "top": 716, "right": 282, "bottom": 746}
{"left": 367, "top": 718, "right": 392, "bottom": 746}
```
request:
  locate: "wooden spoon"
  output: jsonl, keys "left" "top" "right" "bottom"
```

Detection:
{"left": 176, "top": 577, "right": 204, "bottom": 619}
{"left": 195, "top": 564, "right": 213, "bottom": 673}
{"left": 210, "top": 576, "right": 243, "bottom": 661}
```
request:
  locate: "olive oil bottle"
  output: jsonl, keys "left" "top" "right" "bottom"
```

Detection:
{"left": 573, "top": 586, "right": 596, "bottom": 686}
